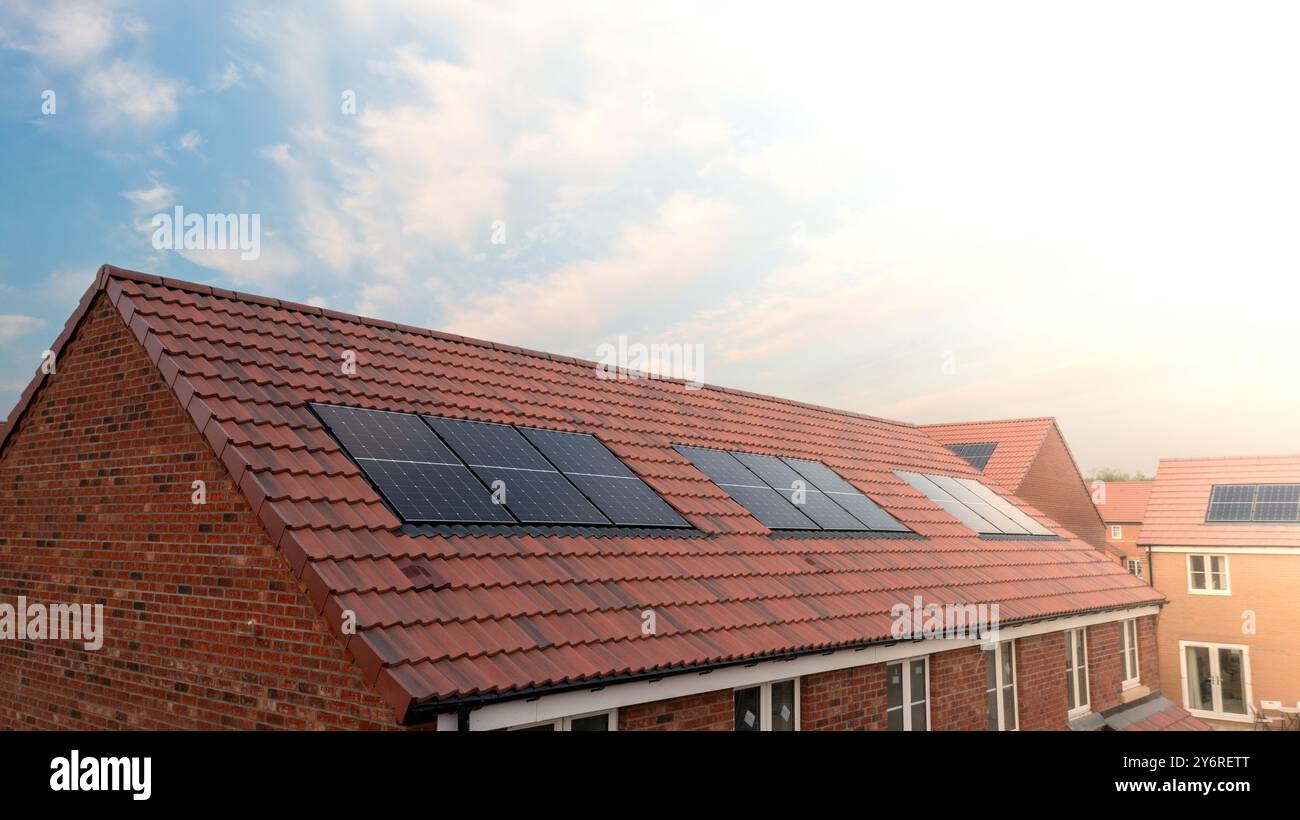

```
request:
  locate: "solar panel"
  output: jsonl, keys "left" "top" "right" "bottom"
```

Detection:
{"left": 676, "top": 446, "right": 817, "bottom": 530}
{"left": 424, "top": 417, "right": 609, "bottom": 525}
{"left": 780, "top": 457, "right": 911, "bottom": 532}
{"left": 1206, "top": 484, "right": 1300, "bottom": 522}
{"left": 945, "top": 442, "right": 998, "bottom": 471}
{"left": 952, "top": 478, "right": 1055, "bottom": 536}
{"left": 894, "top": 470, "right": 1000, "bottom": 534}
{"left": 733, "top": 453, "right": 865, "bottom": 530}
{"left": 521, "top": 428, "right": 688, "bottom": 527}
{"left": 1253, "top": 484, "right": 1300, "bottom": 522}
{"left": 926, "top": 475, "right": 1029, "bottom": 534}
{"left": 312, "top": 404, "right": 512, "bottom": 523}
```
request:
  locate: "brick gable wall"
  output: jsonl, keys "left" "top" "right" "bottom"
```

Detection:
{"left": 1017, "top": 426, "right": 1108, "bottom": 550}
{"left": 0, "top": 295, "right": 395, "bottom": 729}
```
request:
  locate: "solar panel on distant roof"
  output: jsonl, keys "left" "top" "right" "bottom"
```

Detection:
{"left": 945, "top": 442, "right": 998, "bottom": 471}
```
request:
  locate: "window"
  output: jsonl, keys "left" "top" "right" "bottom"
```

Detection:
{"left": 1111, "top": 524, "right": 1122, "bottom": 540}
{"left": 734, "top": 679, "right": 798, "bottom": 731}
{"left": 887, "top": 658, "right": 929, "bottom": 731}
{"left": 984, "top": 641, "right": 1017, "bottom": 731}
{"left": 510, "top": 709, "right": 617, "bottom": 731}
{"left": 1127, "top": 558, "right": 1143, "bottom": 580}
{"left": 1065, "top": 629, "right": 1090, "bottom": 716}
{"left": 1120, "top": 620, "right": 1140, "bottom": 688}
{"left": 1187, "top": 554, "right": 1229, "bottom": 594}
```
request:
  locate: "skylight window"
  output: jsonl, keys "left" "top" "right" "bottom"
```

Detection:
{"left": 945, "top": 442, "right": 998, "bottom": 471}
{"left": 893, "top": 471, "right": 1055, "bottom": 536}
{"left": 313, "top": 404, "right": 688, "bottom": 528}
{"left": 674, "top": 446, "right": 910, "bottom": 533}
{"left": 1206, "top": 484, "right": 1300, "bottom": 522}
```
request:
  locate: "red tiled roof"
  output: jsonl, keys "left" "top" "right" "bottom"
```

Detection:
{"left": 1140, "top": 455, "right": 1300, "bottom": 548}
{"left": 0, "top": 266, "right": 1163, "bottom": 719}
{"left": 919, "top": 417, "right": 1054, "bottom": 491}
{"left": 1105, "top": 697, "right": 1213, "bottom": 731}
{"left": 1094, "top": 481, "right": 1152, "bottom": 524}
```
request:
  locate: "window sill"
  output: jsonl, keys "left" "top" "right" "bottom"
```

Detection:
{"left": 1188, "top": 588, "right": 1231, "bottom": 596}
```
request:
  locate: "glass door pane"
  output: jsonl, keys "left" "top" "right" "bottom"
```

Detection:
{"left": 1217, "top": 648, "right": 1246, "bottom": 715}
{"left": 1185, "top": 645, "right": 1212, "bottom": 711}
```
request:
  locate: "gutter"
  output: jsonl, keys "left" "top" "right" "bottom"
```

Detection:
{"left": 402, "top": 599, "right": 1165, "bottom": 726}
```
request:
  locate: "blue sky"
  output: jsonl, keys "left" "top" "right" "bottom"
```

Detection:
{"left": 2, "top": 0, "right": 1299, "bottom": 474}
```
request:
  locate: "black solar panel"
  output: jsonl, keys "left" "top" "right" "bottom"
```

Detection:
{"left": 522, "top": 428, "right": 688, "bottom": 527}
{"left": 1206, "top": 484, "right": 1300, "bottom": 522}
{"left": 676, "top": 446, "right": 817, "bottom": 530}
{"left": 927, "top": 475, "right": 1029, "bottom": 534}
{"left": 312, "top": 404, "right": 512, "bottom": 523}
{"left": 945, "top": 442, "right": 998, "bottom": 471}
{"left": 733, "top": 453, "right": 865, "bottom": 530}
{"left": 424, "top": 417, "right": 609, "bottom": 525}
{"left": 781, "top": 458, "right": 911, "bottom": 532}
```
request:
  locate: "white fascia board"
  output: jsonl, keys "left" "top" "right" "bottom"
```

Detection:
{"left": 455, "top": 604, "right": 1159, "bottom": 731}
{"left": 1149, "top": 546, "right": 1300, "bottom": 555}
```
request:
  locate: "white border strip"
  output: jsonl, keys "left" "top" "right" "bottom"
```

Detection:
{"left": 447, "top": 604, "right": 1159, "bottom": 731}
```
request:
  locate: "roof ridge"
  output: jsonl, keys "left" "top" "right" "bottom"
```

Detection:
{"left": 98, "top": 265, "right": 918, "bottom": 431}
{"left": 1156, "top": 453, "right": 1300, "bottom": 464}
{"left": 919, "top": 416, "right": 1056, "bottom": 428}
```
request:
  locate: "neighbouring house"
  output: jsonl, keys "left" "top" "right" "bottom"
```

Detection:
{"left": 1092, "top": 480, "right": 1153, "bottom": 582}
{"left": 0, "top": 266, "right": 1190, "bottom": 731}
{"left": 1142, "top": 455, "right": 1300, "bottom": 726}
{"left": 920, "top": 417, "right": 1110, "bottom": 553}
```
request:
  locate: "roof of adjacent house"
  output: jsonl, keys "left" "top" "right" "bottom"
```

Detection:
{"left": 1140, "top": 455, "right": 1300, "bottom": 548}
{"left": 919, "top": 417, "right": 1055, "bottom": 491}
{"left": 1104, "top": 697, "right": 1213, "bottom": 731}
{"left": 1094, "top": 481, "right": 1153, "bottom": 524}
{"left": 0, "top": 266, "right": 1163, "bottom": 721}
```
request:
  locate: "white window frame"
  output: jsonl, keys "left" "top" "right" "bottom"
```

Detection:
{"left": 733, "top": 678, "right": 800, "bottom": 731}
{"left": 1186, "top": 554, "right": 1230, "bottom": 595}
{"left": 1127, "top": 558, "right": 1143, "bottom": 579}
{"left": 1065, "top": 628, "right": 1091, "bottom": 717}
{"left": 985, "top": 640, "right": 1018, "bottom": 731}
{"left": 508, "top": 708, "right": 618, "bottom": 731}
{"left": 1111, "top": 524, "right": 1122, "bottom": 540}
{"left": 886, "top": 656, "right": 930, "bottom": 731}
{"left": 1120, "top": 619, "right": 1140, "bottom": 689}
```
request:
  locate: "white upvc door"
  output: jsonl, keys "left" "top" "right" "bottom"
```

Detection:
{"left": 1179, "top": 640, "right": 1251, "bottom": 722}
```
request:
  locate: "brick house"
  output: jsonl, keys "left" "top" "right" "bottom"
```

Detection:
{"left": 1092, "top": 480, "right": 1153, "bottom": 582}
{"left": 1142, "top": 455, "right": 1300, "bottom": 726}
{"left": 921, "top": 417, "right": 1110, "bottom": 554}
{"left": 0, "top": 266, "right": 1198, "bottom": 731}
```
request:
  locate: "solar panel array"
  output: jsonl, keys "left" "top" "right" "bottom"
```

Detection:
{"left": 313, "top": 404, "right": 688, "bottom": 527}
{"left": 1206, "top": 484, "right": 1300, "bottom": 523}
{"left": 676, "top": 446, "right": 910, "bottom": 532}
{"left": 945, "top": 442, "right": 998, "bottom": 471}
{"left": 894, "top": 470, "right": 1055, "bottom": 536}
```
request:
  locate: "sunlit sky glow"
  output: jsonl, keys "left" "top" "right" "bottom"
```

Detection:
{"left": 2, "top": 0, "right": 1298, "bottom": 474}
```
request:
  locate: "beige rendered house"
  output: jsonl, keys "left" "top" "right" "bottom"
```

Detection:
{"left": 1142, "top": 455, "right": 1300, "bottom": 725}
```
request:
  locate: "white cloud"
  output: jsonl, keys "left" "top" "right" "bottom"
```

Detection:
{"left": 210, "top": 61, "right": 241, "bottom": 91}
{"left": 82, "top": 59, "right": 181, "bottom": 130}
{"left": 177, "top": 130, "right": 202, "bottom": 154}
{"left": 121, "top": 180, "right": 175, "bottom": 210}
{"left": 178, "top": 244, "right": 300, "bottom": 287}
{"left": 0, "top": 315, "right": 44, "bottom": 343}
{"left": 0, "top": 0, "right": 116, "bottom": 67}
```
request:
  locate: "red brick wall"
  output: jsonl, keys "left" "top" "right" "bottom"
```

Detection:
{"left": 618, "top": 688, "right": 732, "bottom": 730}
{"left": 1138, "top": 615, "right": 1160, "bottom": 690}
{"left": 928, "top": 646, "right": 987, "bottom": 730}
{"left": 1018, "top": 426, "right": 1108, "bottom": 551}
{"left": 1015, "top": 632, "right": 1068, "bottom": 730}
{"left": 0, "top": 295, "right": 395, "bottom": 730}
{"left": 1086, "top": 622, "right": 1124, "bottom": 712}
{"left": 800, "top": 663, "right": 889, "bottom": 730}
